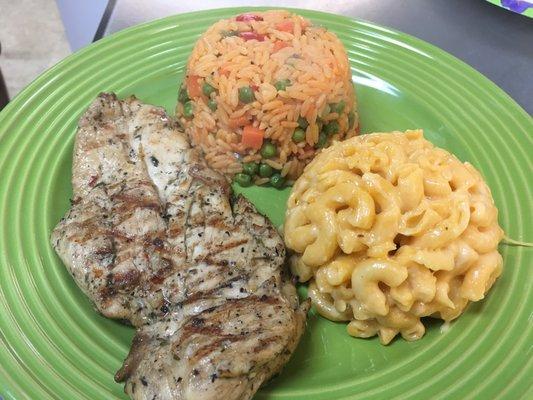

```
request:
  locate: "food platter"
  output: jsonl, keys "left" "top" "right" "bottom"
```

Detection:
{"left": 0, "top": 7, "right": 531, "bottom": 400}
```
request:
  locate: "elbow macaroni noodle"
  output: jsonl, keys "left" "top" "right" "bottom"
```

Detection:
{"left": 285, "top": 130, "right": 504, "bottom": 344}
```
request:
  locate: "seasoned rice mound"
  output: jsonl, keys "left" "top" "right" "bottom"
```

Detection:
{"left": 176, "top": 10, "right": 359, "bottom": 183}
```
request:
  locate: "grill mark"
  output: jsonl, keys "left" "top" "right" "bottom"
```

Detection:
{"left": 205, "top": 213, "right": 233, "bottom": 225}
{"left": 184, "top": 275, "right": 244, "bottom": 304}
{"left": 191, "top": 334, "right": 246, "bottom": 361}
{"left": 181, "top": 296, "right": 260, "bottom": 334}
{"left": 99, "top": 269, "right": 141, "bottom": 302}
{"left": 184, "top": 299, "right": 282, "bottom": 362}
{"left": 112, "top": 195, "right": 161, "bottom": 213}
{"left": 183, "top": 321, "right": 222, "bottom": 337}
{"left": 150, "top": 258, "right": 174, "bottom": 285}
{"left": 100, "top": 271, "right": 144, "bottom": 303}
{"left": 93, "top": 247, "right": 116, "bottom": 268}
{"left": 200, "top": 256, "right": 233, "bottom": 268}
{"left": 112, "top": 269, "right": 141, "bottom": 290}
{"left": 94, "top": 247, "right": 114, "bottom": 256}
{"left": 67, "top": 220, "right": 109, "bottom": 244}
{"left": 167, "top": 225, "right": 183, "bottom": 237}
{"left": 110, "top": 230, "right": 135, "bottom": 243}
{"left": 212, "top": 238, "right": 249, "bottom": 253}
{"left": 252, "top": 335, "right": 280, "bottom": 353}
{"left": 191, "top": 239, "right": 249, "bottom": 263}
{"left": 195, "top": 216, "right": 235, "bottom": 231}
{"left": 100, "top": 284, "right": 117, "bottom": 300}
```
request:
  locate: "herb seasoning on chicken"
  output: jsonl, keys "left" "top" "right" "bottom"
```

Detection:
{"left": 51, "top": 93, "right": 309, "bottom": 400}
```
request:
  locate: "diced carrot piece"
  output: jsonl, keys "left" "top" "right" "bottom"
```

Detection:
{"left": 228, "top": 115, "right": 250, "bottom": 128}
{"left": 273, "top": 40, "right": 289, "bottom": 52}
{"left": 186, "top": 75, "right": 202, "bottom": 98}
{"left": 276, "top": 20, "right": 294, "bottom": 33}
{"left": 241, "top": 125, "right": 264, "bottom": 149}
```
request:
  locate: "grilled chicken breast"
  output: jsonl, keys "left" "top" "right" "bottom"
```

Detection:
{"left": 51, "top": 93, "right": 308, "bottom": 399}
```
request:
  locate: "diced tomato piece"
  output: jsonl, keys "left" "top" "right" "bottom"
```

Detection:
{"left": 250, "top": 84, "right": 259, "bottom": 92}
{"left": 276, "top": 20, "right": 294, "bottom": 33}
{"left": 355, "top": 124, "right": 361, "bottom": 134}
{"left": 241, "top": 125, "right": 264, "bottom": 150}
{"left": 229, "top": 115, "right": 250, "bottom": 128}
{"left": 236, "top": 13, "right": 264, "bottom": 22}
{"left": 239, "top": 31, "right": 265, "bottom": 41}
{"left": 273, "top": 40, "right": 289, "bottom": 52}
{"left": 186, "top": 75, "right": 202, "bottom": 98}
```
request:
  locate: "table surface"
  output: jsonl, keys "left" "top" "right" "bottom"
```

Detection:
{"left": 101, "top": 0, "right": 533, "bottom": 115}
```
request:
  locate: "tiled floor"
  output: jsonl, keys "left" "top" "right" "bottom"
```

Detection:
{"left": 0, "top": 0, "right": 71, "bottom": 98}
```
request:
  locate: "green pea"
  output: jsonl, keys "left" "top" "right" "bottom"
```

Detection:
{"left": 207, "top": 99, "right": 218, "bottom": 111}
{"left": 292, "top": 128, "right": 306, "bottom": 143}
{"left": 202, "top": 82, "right": 216, "bottom": 97}
{"left": 260, "top": 141, "right": 277, "bottom": 158}
{"left": 316, "top": 131, "right": 328, "bottom": 148}
{"left": 234, "top": 173, "right": 252, "bottom": 187}
{"left": 324, "top": 120, "right": 340, "bottom": 136}
{"left": 238, "top": 86, "right": 255, "bottom": 103}
{"left": 321, "top": 104, "right": 331, "bottom": 117}
{"left": 242, "top": 162, "right": 259, "bottom": 176}
{"left": 178, "top": 85, "right": 190, "bottom": 103}
{"left": 348, "top": 111, "right": 356, "bottom": 129}
{"left": 183, "top": 101, "right": 194, "bottom": 118}
{"left": 274, "top": 79, "right": 291, "bottom": 91}
{"left": 331, "top": 100, "right": 346, "bottom": 114}
{"left": 297, "top": 116, "right": 309, "bottom": 129}
{"left": 270, "top": 173, "right": 285, "bottom": 189}
{"left": 259, "top": 163, "right": 274, "bottom": 178}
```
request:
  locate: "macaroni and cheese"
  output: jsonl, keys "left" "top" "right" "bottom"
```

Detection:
{"left": 284, "top": 130, "right": 504, "bottom": 344}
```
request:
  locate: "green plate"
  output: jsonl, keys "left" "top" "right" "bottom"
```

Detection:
{"left": 0, "top": 7, "right": 531, "bottom": 400}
